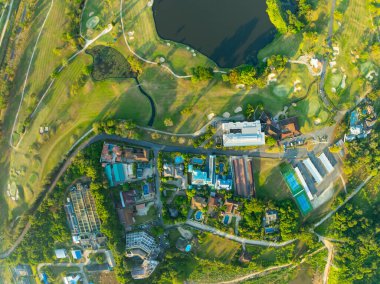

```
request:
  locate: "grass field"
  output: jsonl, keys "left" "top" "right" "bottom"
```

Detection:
{"left": 196, "top": 233, "right": 240, "bottom": 263}
{"left": 252, "top": 158, "right": 291, "bottom": 201}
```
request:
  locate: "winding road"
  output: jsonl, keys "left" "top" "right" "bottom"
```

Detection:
{"left": 186, "top": 220, "right": 296, "bottom": 247}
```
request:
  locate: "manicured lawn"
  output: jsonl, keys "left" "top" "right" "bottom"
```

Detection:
{"left": 252, "top": 158, "right": 291, "bottom": 201}
{"left": 196, "top": 233, "right": 240, "bottom": 263}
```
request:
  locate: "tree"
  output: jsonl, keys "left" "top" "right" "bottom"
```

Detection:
{"left": 127, "top": 56, "right": 143, "bottom": 75}
{"left": 266, "top": 136, "right": 277, "bottom": 147}
{"left": 164, "top": 118, "right": 174, "bottom": 127}
{"left": 191, "top": 66, "right": 214, "bottom": 82}
{"left": 266, "top": 0, "right": 288, "bottom": 34}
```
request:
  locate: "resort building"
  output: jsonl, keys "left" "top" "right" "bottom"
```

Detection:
{"left": 125, "top": 231, "right": 158, "bottom": 259}
{"left": 222, "top": 121, "right": 265, "bottom": 147}
{"left": 64, "top": 183, "right": 103, "bottom": 247}
{"left": 131, "top": 260, "right": 159, "bottom": 279}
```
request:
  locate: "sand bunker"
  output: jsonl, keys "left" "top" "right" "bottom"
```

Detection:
{"left": 86, "top": 16, "right": 99, "bottom": 29}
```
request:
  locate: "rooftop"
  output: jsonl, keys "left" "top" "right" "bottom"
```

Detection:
{"left": 222, "top": 121, "right": 265, "bottom": 147}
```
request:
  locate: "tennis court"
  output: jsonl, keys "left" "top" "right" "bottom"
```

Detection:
{"left": 281, "top": 164, "right": 303, "bottom": 195}
{"left": 280, "top": 163, "right": 313, "bottom": 216}
{"left": 295, "top": 191, "right": 313, "bottom": 215}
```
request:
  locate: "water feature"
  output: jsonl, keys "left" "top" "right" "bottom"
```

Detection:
{"left": 153, "top": 0, "right": 276, "bottom": 67}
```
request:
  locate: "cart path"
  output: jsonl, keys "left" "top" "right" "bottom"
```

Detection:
{"left": 9, "top": 0, "right": 55, "bottom": 148}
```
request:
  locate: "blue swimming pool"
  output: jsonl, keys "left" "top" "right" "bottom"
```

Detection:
{"left": 195, "top": 211, "right": 203, "bottom": 220}
{"left": 219, "top": 163, "right": 225, "bottom": 173}
{"left": 192, "top": 157, "right": 204, "bottom": 165}
{"left": 185, "top": 244, "right": 192, "bottom": 252}
{"left": 175, "top": 156, "right": 184, "bottom": 164}
{"left": 223, "top": 215, "right": 230, "bottom": 225}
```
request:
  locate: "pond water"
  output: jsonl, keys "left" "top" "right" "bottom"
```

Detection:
{"left": 152, "top": 0, "right": 276, "bottom": 68}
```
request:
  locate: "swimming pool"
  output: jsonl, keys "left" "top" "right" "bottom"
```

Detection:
{"left": 175, "top": 156, "right": 184, "bottom": 164}
{"left": 223, "top": 215, "right": 230, "bottom": 225}
{"left": 192, "top": 157, "right": 204, "bottom": 165}
{"left": 185, "top": 244, "right": 192, "bottom": 252}
{"left": 195, "top": 211, "right": 203, "bottom": 221}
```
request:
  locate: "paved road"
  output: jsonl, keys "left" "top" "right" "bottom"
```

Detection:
{"left": 185, "top": 220, "right": 296, "bottom": 247}
{"left": 313, "top": 175, "right": 373, "bottom": 228}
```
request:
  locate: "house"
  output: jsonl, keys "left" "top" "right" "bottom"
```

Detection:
{"left": 222, "top": 121, "right": 265, "bottom": 147}
{"left": 224, "top": 199, "right": 240, "bottom": 215}
{"left": 191, "top": 196, "right": 207, "bottom": 210}
{"left": 260, "top": 112, "right": 301, "bottom": 141}
{"left": 207, "top": 194, "right": 222, "bottom": 215}
{"left": 63, "top": 274, "right": 81, "bottom": 284}
{"left": 12, "top": 264, "right": 32, "bottom": 279}
{"left": 215, "top": 175, "right": 233, "bottom": 190}
{"left": 135, "top": 203, "right": 146, "bottom": 216}
{"left": 55, "top": 249, "right": 67, "bottom": 259}
{"left": 124, "top": 147, "right": 149, "bottom": 162}
{"left": 263, "top": 210, "right": 279, "bottom": 234}
{"left": 163, "top": 163, "right": 175, "bottom": 177}
{"left": 100, "top": 142, "right": 149, "bottom": 164}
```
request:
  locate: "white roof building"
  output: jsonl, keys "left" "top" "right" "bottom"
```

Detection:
{"left": 318, "top": 153, "right": 334, "bottom": 173}
{"left": 54, "top": 249, "right": 67, "bottom": 259}
{"left": 303, "top": 158, "right": 323, "bottom": 184}
{"left": 222, "top": 121, "right": 265, "bottom": 147}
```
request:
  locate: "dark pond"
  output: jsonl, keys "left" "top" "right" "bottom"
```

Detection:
{"left": 152, "top": 0, "right": 276, "bottom": 68}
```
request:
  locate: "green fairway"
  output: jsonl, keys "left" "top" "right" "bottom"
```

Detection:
{"left": 80, "top": 0, "right": 120, "bottom": 39}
